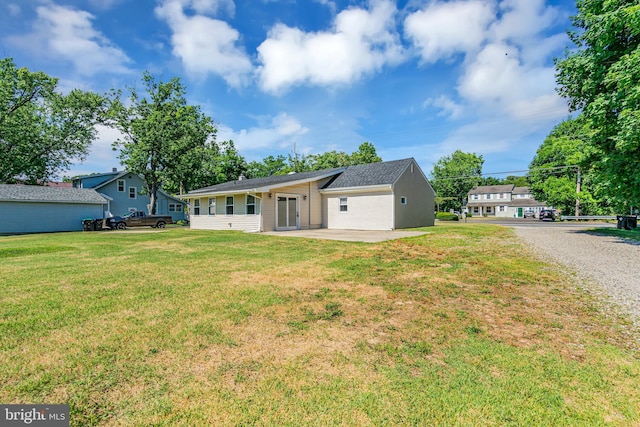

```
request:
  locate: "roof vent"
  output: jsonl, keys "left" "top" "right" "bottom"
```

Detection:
{"left": 238, "top": 175, "right": 245, "bottom": 181}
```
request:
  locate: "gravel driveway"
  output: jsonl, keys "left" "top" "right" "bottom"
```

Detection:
{"left": 513, "top": 224, "right": 640, "bottom": 328}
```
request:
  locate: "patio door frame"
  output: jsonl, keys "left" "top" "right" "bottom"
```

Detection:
{"left": 275, "top": 193, "right": 300, "bottom": 231}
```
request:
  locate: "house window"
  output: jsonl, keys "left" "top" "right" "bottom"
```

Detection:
{"left": 169, "top": 203, "right": 183, "bottom": 212}
{"left": 499, "top": 193, "right": 504, "bottom": 199}
{"left": 473, "top": 207, "right": 479, "bottom": 214}
{"left": 129, "top": 187, "right": 136, "bottom": 199}
{"left": 339, "top": 197, "right": 348, "bottom": 212}
{"left": 246, "top": 195, "right": 256, "bottom": 215}
{"left": 499, "top": 206, "right": 505, "bottom": 212}
{"left": 486, "top": 194, "right": 492, "bottom": 200}
{"left": 487, "top": 206, "right": 492, "bottom": 213}
{"left": 226, "top": 196, "right": 234, "bottom": 215}
{"left": 401, "top": 197, "right": 407, "bottom": 205}
{"left": 117, "top": 180, "right": 125, "bottom": 192}
{"left": 209, "top": 198, "right": 216, "bottom": 215}
{"left": 193, "top": 199, "right": 200, "bottom": 215}
{"left": 473, "top": 194, "right": 478, "bottom": 200}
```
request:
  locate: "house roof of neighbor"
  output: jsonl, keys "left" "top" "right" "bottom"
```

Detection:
{"left": 0, "top": 184, "right": 108, "bottom": 204}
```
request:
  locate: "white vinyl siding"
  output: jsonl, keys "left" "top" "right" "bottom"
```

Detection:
{"left": 189, "top": 213, "right": 261, "bottom": 232}
{"left": 325, "top": 192, "right": 393, "bottom": 230}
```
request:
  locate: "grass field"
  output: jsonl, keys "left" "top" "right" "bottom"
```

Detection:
{"left": 588, "top": 226, "right": 640, "bottom": 242}
{"left": 1, "top": 224, "right": 639, "bottom": 426}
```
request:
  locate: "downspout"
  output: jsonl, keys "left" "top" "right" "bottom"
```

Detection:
{"left": 309, "top": 181, "right": 311, "bottom": 229}
{"left": 391, "top": 184, "right": 395, "bottom": 230}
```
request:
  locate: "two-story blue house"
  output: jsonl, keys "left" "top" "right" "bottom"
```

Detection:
{"left": 72, "top": 169, "right": 187, "bottom": 222}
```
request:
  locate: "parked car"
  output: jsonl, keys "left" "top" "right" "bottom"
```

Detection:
{"left": 106, "top": 211, "right": 173, "bottom": 229}
{"left": 523, "top": 209, "right": 535, "bottom": 218}
{"left": 539, "top": 209, "right": 556, "bottom": 221}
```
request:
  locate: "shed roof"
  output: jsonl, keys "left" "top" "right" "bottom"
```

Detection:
{"left": 0, "top": 184, "right": 108, "bottom": 204}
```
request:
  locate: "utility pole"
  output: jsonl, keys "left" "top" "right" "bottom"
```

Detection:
{"left": 575, "top": 167, "right": 581, "bottom": 217}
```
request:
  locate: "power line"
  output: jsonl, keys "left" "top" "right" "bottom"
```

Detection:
{"left": 431, "top": 165, "right": 579, "bottom": 182}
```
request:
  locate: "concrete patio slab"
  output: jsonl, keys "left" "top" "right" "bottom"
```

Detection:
{"left": 262, "top": 229, "right": 428, "bottom": 243}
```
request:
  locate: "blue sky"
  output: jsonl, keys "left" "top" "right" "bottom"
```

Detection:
{"left": 1, "top": 0, "right": 577, "bottom": 179}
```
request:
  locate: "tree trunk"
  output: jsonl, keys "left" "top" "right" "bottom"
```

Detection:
{"left": 149, "top": 185, "right": 158, "bottom": 215}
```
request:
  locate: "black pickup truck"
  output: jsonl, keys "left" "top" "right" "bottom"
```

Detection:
{"left": 107, "top": 211, "right": 173, "bottom": 230}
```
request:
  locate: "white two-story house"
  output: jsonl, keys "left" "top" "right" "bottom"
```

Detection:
{"left": 466, "top": 185, "right": 547, "bottom": 217}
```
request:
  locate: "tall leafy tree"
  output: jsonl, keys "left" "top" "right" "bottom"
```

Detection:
{"left": 555, "top": 0, "right": 640, "bottom": 211}
{"left": 350, "top": 141, "right": 382, "bottom": 165}
{"left": 0, "top": 58, "right": 105, "bottom": 183}
{"left": 107, "top": 72, "right": 215, "bottom": 213}
{"left": 528, "top": 117, "right": 606, "bottom": 215}
{"left": 430, "top": 150, "right": 484, "bottom": 212}
{"left": 308, "top": 142, "right": 383, "bottom": 171}
{"left": 309, "top": 150, "right": 352, "bottom": 170}
{"left": 247, "top": 155, "right": 288, "bottom": 178}
{"left": 213, "top": 140, "right": 248, "bottom": 183}
{"left": 502, "top": 176, "right": 529, "bottom": 187}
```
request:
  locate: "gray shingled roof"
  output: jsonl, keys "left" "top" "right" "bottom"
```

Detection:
{"left": 0, "top": 184, "right": 108, "bottom": 204}
{"left": 322, "top": 158, "right": 414, "bottom": 189}
{"left": 509, "top": 198, "right": 546, "bottom": 207}
{"left": 186, "top": 167, "right": 346, "bottom": 195}
{"left": 468, "top": 184, "right": 514, "bottom": 194}
{"left": 512, "top": 186, "right": 530, "bottom": 194}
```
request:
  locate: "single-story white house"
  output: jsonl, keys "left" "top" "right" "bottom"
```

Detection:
{"left": 182, "top": 158, "right": 435, "bottom": 232}
{"left": 0, "top": 184, "right": 108, "bottom": 234}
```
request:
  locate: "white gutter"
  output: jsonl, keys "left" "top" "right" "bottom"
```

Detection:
{"left": 319, "top": 184, "right": 393, "bottom": 194}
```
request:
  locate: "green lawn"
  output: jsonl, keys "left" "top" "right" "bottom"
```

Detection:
{"left": 588, "top": 226, "right": 640, "bottom": 242}
{"left": 1, "top": 225, "right": 638, "bottom": 426}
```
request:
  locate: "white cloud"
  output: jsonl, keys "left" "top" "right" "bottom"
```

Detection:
{"left": 404, "top": 0, "right": 495, "bottom": 63}
{"left": 314, "top": 0, "right": 338, "bottom": 14}
{"left": 403, "top": 0, "right": 569, "bottom": 163}
{"left": 87, "top": 0, "right": 124, "bottom": 10}
{"left": 155, "top": 0, "right": 251, "bottom": 86}
{"left": 177, "top": 0, "right": 236, "bottom": 16}
{"left": 7, "top": 3, "right": 20, "bottom": 16}
{"left": 488, "top": 0, "right": 559, "bottom": 46}
{"left": 217, "top": 113, "right": 309, "bottom": 153}
{"left": 256, "top": 0, "right": 404, "bottom": 93}
{"left": 67, "top": 124, "right": 123, "bottom": 178}
{"left": 90, "top": 125, "right": 124, "bottom": 162}
{"left": 406, "top": 0, "right": 567, "bottom": 126}
{"left": 423, "top": 95, "right": 464, "bottom": 119}
{"left": 6, "top": 4, "right": 131, "bottom": 76}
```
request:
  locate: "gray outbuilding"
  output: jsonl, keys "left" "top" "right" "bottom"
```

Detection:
{"left": 0, "top": 184, "right": 108, "bottom": 235}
